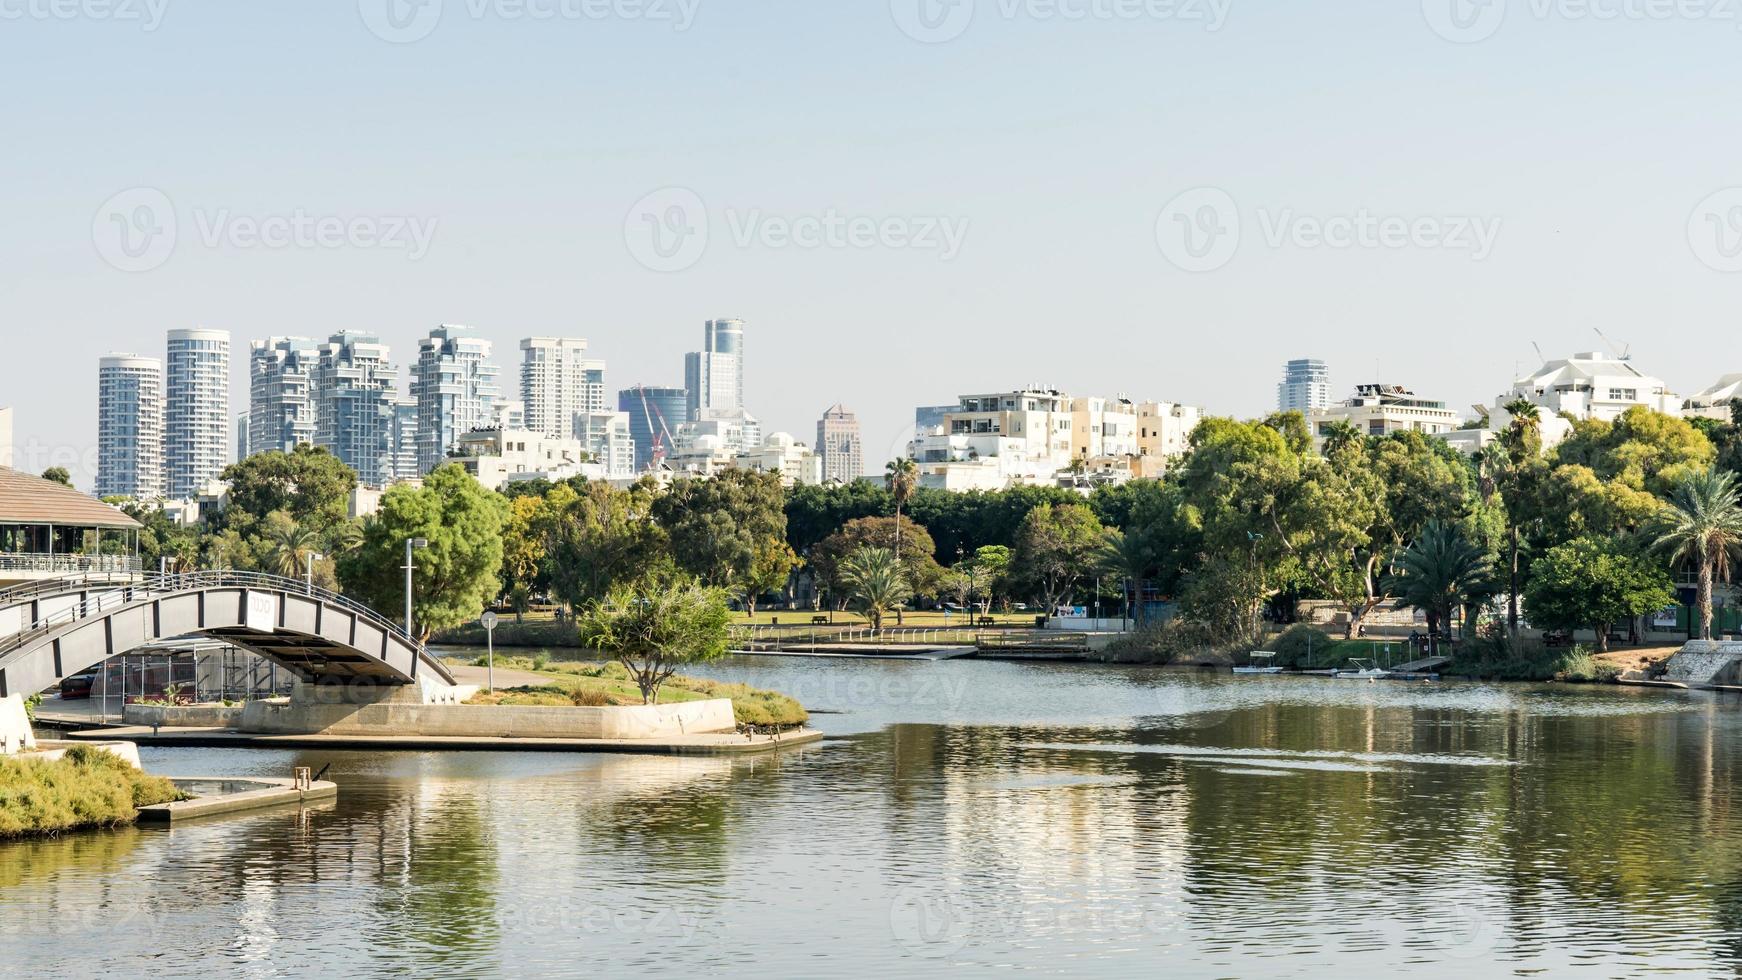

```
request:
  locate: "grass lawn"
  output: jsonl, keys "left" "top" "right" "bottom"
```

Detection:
{"left": 449, "top": 656, "right": 809, "bottom": 729}
{"left": 0, "top": 747, "right": 185, "bottom": 839}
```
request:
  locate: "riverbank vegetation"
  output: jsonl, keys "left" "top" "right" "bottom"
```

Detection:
{"left": 0, "top": 748, "right": 185, "bottom": 840}
{"left": 460, "top": 658, "right": 808, "bottom": 728}
{"left": 103, "top": 400, "right": 1742, "bottom": 674}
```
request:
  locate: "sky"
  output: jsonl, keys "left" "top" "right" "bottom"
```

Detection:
{"left": 4, "top": 0, "right": 1742, "bottom": 488}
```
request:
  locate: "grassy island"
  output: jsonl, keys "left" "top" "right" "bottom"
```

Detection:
{"left": 458, "top": 658, "right": 809, "bottom": 729}
{"left": 0, "top": 748, "right": 186, "bottom": 840}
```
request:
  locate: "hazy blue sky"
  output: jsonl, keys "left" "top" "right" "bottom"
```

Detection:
{"left": 5, "top": 0, "right": 1742, "bottom": 487}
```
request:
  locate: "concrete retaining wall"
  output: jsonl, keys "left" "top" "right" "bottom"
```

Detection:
{"left": 123, "top": 703, "right": 247, "bottom": 729}
{"left": 0, "top": 694, "right": 34, "bottom": 754}
{"left": 240, "top": 697, "right": 738, "bottom": 739}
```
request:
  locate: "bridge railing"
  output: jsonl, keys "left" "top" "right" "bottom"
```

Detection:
{"left": 0, "top": 571, "right": 424, "bottom": 661}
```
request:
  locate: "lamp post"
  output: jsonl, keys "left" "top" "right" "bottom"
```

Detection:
{"left": 404, "top": 538, "right": 429, "bottom": 638}
{"left": 306, "top": 552, "right": 323, "bottom": 593}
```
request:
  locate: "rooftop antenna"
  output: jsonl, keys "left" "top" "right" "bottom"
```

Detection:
{"left": 1594, "top": 328, "right": 1632, "bottom": 361}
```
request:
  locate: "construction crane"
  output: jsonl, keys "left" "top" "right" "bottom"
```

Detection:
{"left": 637, "top": 387, "right": 679, "bottom": 472}
{"left": 1594, "top": 328, "right": 1633, "bottom": 362}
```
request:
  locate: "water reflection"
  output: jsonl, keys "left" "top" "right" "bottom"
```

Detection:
{"left": 5, "top": 663, "right": 1742, "bottom": 977}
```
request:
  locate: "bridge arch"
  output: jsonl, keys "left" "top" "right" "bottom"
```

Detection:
{"left": 0, "top": 573, "right": 453, "bottom": 700}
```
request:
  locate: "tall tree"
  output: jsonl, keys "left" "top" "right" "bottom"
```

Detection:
{"left": 654, "top": 469, "right": 787, "bottom": 589}
{"left": 1650, "top": 467, "right": 1742, "bottom": 641}
{"left": 1524, "top": 536, "right": 1676, "bottom": 652}
{"left": 884, "top": 458, "right": 920, "bottom": 560}
{"left": 1012, "top": 503, "right": 1108, "bottom": 615}
{"left": 1384, "top": 521, "right": 1498, "bottom": 639}
{"left": 839, "top": 547, "right": 913, "bottom": 632}
{"left": 577, "top": 583, "right": 732, "bottom": 704}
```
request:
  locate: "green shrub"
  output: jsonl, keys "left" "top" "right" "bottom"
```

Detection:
{"left": 0, "top": 747, "right": 186, "bottom": 840}
{"left": 1098, "top": 619, "right": 1222, "bottom": 665}
{"left": 1444, "top": 633, "right": 1619, "bottom": 683}
{"left": 1268, "top": 625, "right": 1335, "bottom": 669}
{"left": 23, "top": 693, "right": 41, "bottom": 723}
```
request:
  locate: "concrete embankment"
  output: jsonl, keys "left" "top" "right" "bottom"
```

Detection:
{"left": 69, "top": 726, "right": 824, "bottom": 756}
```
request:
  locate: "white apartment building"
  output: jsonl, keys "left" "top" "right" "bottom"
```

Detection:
{"left": 817, "top": 404, "right": 863, "bottom": 483}
{"left": 1685, "top": 375, "right": 1742, "bottom": 422}
{"left": 97, "top": 354, "right": 165, "bottom": 500}
{"left": 1310, "top": 384, "right": 1461, "bottom": 443}
{"left": 1070, "top": 396, "right": 1139, "bottom": 460}
{"left": 1135, "top": 401, "right": 1202, "bottom": 477}
{"left": 454, "top": 428, "right": 598, "bottom": 492}
{"left": 412, "top": 325, "right": 502, "bottom": 473}
{"left": 576, "top": 411, "right": 637, "bottom": 478}
{"left": 1279, "top": 359, "right": 1332, "bottom": 414}
{"left": 736, "top": 432, "right": 824, "bottom": 487}
{"left": 911, "top": 389, "right": 1078, "bottom": 492}
{"left": 1491, "top": 351, "right": 1681, "bottom": 427}
{"left": 248, "top": 337, "right": 319, "bottom": 456}
{"left": 164, "top": 329, "right": 231, "bottom": 500}
{"left": 520, "top": 337, "right": 607, "bottom": 441}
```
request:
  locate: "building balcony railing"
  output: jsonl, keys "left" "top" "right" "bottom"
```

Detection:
{"left": 0, "top": 553, "right": 145, "bottom": 576}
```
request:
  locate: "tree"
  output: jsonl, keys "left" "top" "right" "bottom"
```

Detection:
{"left": 1012, "top": 503, "right": 1107, "bottom": 615}
{"left": 41, "top": 467, "right": 71, "bottom": 487}
{"left": 1650, "top": 467, "right": 1742, "bottom": 641}
{"left": 576, "top": 583, "right": 732, "bottom": 704}
{"left": 840, "top": 547, "right": 913, "bottom": 631}
{"left": 737, "top": 539, "right": 798, "bottom": 617}
{"left": 811, "top": 516, "right": 941, "bottom": 608}
{"left": 1096, "top": 529, "right": 1155, "bottom": 625}
{"left": 1384, "top": 521, "right": 1498, "bottom": 640}
{"left": 219, "top": 445, "right": 358, "bottom": 537}
{"left": 654, "top": 470, "right": 787, "bottom": 588}
{"left": 969, "top": 545, "right": 1012, "bottom": 613}
{"left": 1496, "top": 399, "right": 1547, "bottom": 637}
{"left": 336, "top": 464, "right": 509, "bottom": 639}
{"left": 260, "top": 512, "right": 322, "bottom": 581}
{"left": 1523, "top": 537, "right": 1676, "bottom": 652}
{"left": 885, "top": 458, "right": 920, "bottom": 559}
{"left": 543, "top": 480, "right": 667, "bottom": 609}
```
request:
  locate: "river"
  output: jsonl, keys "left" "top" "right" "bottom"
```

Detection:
{"left": 7, "top": 654, "right": 1742, "bottom": 978}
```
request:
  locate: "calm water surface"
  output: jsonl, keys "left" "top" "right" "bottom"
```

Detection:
{"left": 8, "top": 655, "right": 1742, "bottom": 978}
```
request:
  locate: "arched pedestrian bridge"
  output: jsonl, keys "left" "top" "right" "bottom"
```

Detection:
{"left": 0, "top": 572, "right": 453, "bottom": 700}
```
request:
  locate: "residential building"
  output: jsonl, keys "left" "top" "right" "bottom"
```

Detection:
{"left": 910, "top": 389, "right": 1077, "bottom": 491}
{"left": 915, "top": 405, "right": 955, "bottom": 438}
{"left": 0, "top": 407, "right": 11, "bottom": 469}
{"left": 164, "top": 328, "right": 231, "bottom": 500}
{"left": 1278, "top": 359, "right": 1332, "bottom": 414}
{"left": 493, "top": 399, "right": 526, "bottom": 432}
{"left": 234, "top": 413, "right": 250, "bottom": 463}
{"left": 576, "top": 411, "right": 637, "bottom": 478}
{"left": 817, "top": 404, "right": 864, "bottom": 483}
{"left": 619, "top": 386, "right": 687, "bottom": 472}
{"left": 1491, "top": 351, "right": 1681, "bottom": 425}
{"left": 675, "top": 410, "right": 761, "bottom": 458}
{"left": 1135, "top": 401, "right": 1202, "bottom": 476}
{"left": 96, "top": 353, "right": 164, "bottom": 500}
{"left": 1685, "top": 375, "right": 1742, "bottom": 422}
{"left": 454, "top": 428, "right": 598, "bottom": 492}
{"left": 520, "top": 337, "right": 607, "bottom": 440}
{"left": 1069, "top": 396, "right": 1139, "bottom": 461}
{"left": 737, "top": 432, "right": 824, "bottom": 487}
{"left": 313, "top": 332, "right": 404, "bottom": 487}
{"left": 247, "top": 337, "right": 319, "bottom": 456}
{"left": 412, "top": 325, "right": 502, "bottom": 473}
{"left": 1310, "top": 384, "right": 1461, "bottom": 443}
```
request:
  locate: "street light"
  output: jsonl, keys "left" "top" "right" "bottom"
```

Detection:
{"left": 306, "top": 552, "right": 324, "bottom": 593}
{"left": 404, "top": 538, "right": 429, "bottom": 638}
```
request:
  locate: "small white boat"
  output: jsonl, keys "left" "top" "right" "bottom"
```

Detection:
{"left": 1332, "top": 658, "right": 1392, "bottom": 680}
{"left": 1234, "top": 652, "right": 1284, "bottom": 675}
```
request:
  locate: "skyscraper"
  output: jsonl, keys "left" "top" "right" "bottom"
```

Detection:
{"left": 314, "top": 332, "right": 404, "bottom": 487}
{"left": 520, "top": 337, "right": 607, "bottom": 440}
{"left": 412, "top": 325, "right": 501, "bottom": 474}
{"left": 1278, "top": 358, "right": 1332, "bottom": 414}
{"left": 817, "top": 404, "right": 864, "bottom": 484}
{"left": 683, "top": 318, "right": 745, "bottom": 419}
{"left": 248, "top": 337, "right": 319, "bottom": 457}
{"left": 97, "top": 353, "right": 164, "bottom": 499}
{"left": 618, "top": 386, "right": 688, "bottom": 472}
{"left": 164, "top": 328, "right": 231, "bottom": 500}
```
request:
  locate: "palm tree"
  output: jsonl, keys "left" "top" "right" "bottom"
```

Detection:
{"left": 1095, "top": 529, "right": 1154, "bottom": 627}
{"left": 885, "top": 458, "right": 919, "bottom": 560}
{"left": 1384, "top": 521, "right": 1498, "bottom": 644}
{"left": 1497, "top": 398, "right": 1543, "bottom": 637}
{"left": 840, "top": 547, "right": 912, "bottom": 633}
{"left": 1650, "top": 468, "right": 1742, "bottom": 641}
{"left": 264, "top": 519, "right": 320, "bottom": 580}
{"left": 1319, "top": 420, "right": 1363, "bottom": 458}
